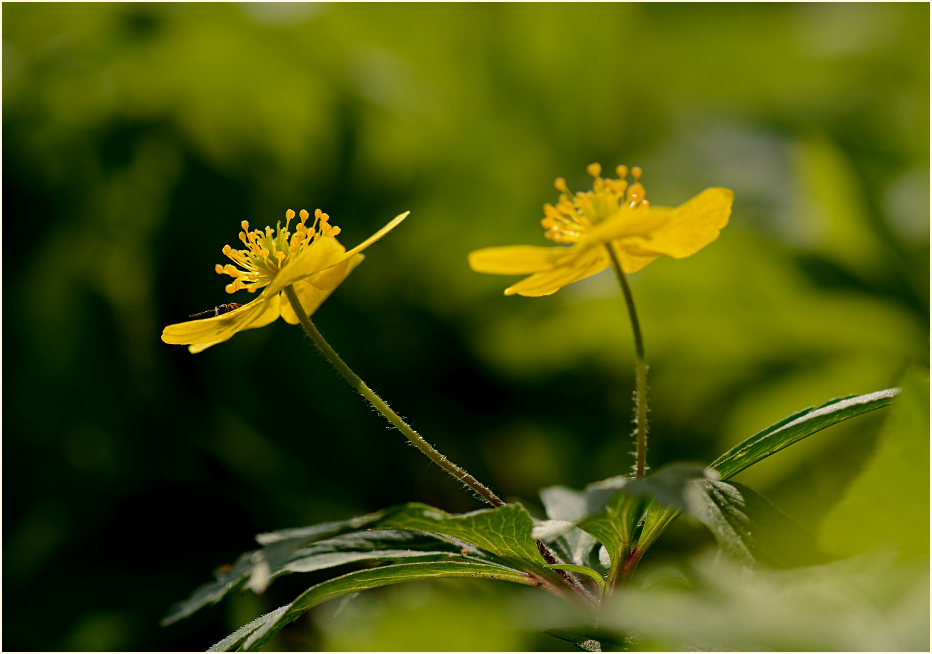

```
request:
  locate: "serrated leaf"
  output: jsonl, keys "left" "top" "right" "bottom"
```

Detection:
{"left": 372, "top": 502, "right": 552, "bottom": 575}
{"left": 711, "top": 388, "right": 899, "bottom": 480}
{"left": 214, "top": 560, "right": 538, "bottom": 651}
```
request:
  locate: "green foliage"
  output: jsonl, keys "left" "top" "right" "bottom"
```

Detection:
{"left": 3, "top": 2, "right": 927, "bottom": 651}
{"left": 169, "top": 388, "right": 907, "bottom": 649}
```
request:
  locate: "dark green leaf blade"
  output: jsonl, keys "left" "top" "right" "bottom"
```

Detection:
{"left": 686, "top": 480, "right": 828, "bottom": 568}
{"left": 218, "top": 560, "right": 538, "bottom": 652}
{"left": 163, "top": 528, "right": 479, "bottom": 625}
{"left": 711, "top": 388, "right": 899, "bottom": 480}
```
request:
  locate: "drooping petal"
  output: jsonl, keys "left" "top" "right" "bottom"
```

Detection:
{"left": 343, "top": 211, "right": 410, "bottom": 259}
{"left": 504, "top": 246, "right": 610, "bottom": 297}
{"left": 161, "top": 292, "right": 282, "bottom": 352}
{"left": 268, "top": 212, "right": 408, "bottom": 297}
{"left": 266, "top": 236, "right": 348, "bottom": 296}
{"left": 624, "top": 188, "right": 733, "bottom": 259}
{"left": 468, "top": 245, "right": 570, "bottom": 275}
{"left": 279, "top": 254, "right": 366, "bottom": 325}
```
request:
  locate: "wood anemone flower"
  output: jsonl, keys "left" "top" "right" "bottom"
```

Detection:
{"left": 162, "top": 209, "right": 408, "bottom": 353}
{"left": 468, "top": 164, "right": 733, "bottom": 297}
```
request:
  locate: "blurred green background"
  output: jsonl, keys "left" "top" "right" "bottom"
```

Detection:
{"left": 3, "top": 3, "right": 928, "bottom": 651}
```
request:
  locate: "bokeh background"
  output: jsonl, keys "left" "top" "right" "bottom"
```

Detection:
{"left": 3, "top": 3, "right": 928, "bottom": 651}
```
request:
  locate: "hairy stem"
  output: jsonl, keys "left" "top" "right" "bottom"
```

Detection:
{"left": 605, "top": 245, "right": 649, "bottom": 478}
{"left": 283, "top": 285, "right": 504, "bottom": 507}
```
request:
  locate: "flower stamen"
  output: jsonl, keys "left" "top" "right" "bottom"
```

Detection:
{"left": 541, "top": 163, "right": 649, "bottom": 245}
{"left": 216, "top": 208, "right": 343, "bottom": 294}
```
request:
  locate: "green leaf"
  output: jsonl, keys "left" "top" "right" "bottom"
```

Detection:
{"left": 212, "top": 560, "right": 538, "bottom": 651}
{"left": 819, "top": 370, "right": 930, "bottom": 559}
{"left": 711, "top": 388, "right": 899, "bottom": 480}
{"left": 372, "top": 502, "right": 553, "bottom": 575}
{"left": 166, "top": 501, "right": 560, "bottom": 628}
{"left": 577, "top": 466, "right": 713, "bottom": 567}
{"left": 638, "top": 390, "right": 899, "bottom": 556}
{"left": 686, "top": 480, "right": 828, "bottom": 568}
{"left": 577, "top": 478, "right": 646, "bottom": 570}
{"left": 163, "top": 528, "right": 473, "bottom": 625}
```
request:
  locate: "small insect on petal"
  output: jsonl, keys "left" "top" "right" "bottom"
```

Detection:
{"left": 188, "top": 303, "right": 242, "bottom": 319}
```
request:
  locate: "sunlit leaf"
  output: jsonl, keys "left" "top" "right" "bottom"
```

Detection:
{"left": 711, "top": 388, "right": 899, "bottom": 480}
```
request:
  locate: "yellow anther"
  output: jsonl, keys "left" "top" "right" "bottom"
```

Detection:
{"left": 616, "top": 165, "right": 628, "bottom": 179}
{"left": 285, "top": 209, "right": 295, "bottom": 221}
{"left": 241, "top": 220, "right": 250, "bottom": 231}
{"left": 627, "top": 182, "right": 645, "bottom": 206}
{"left": 586, "top": 163, "right": 602, "bottom": 178}
{"left": 631, "top": 166, "right": 642, "bottom": 181}
{"left": 554, "top": 177, "right": 569, "bottom": 193}
{"left": 299, "top": 209, "right": 309, "bottom": 222}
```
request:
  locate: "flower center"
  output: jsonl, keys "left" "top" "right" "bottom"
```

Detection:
{"left": 216, "top": 209, "right": 342, "bottom": 294}
{"left": 541, "top": 163, "right": 650, "bottom": 244}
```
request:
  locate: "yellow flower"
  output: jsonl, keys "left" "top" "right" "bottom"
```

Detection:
{"left": 468, "top": 164, "right": 733, "bottom": 296}
{"left": 162, "top": 209, "right": 408, "bottom": 353}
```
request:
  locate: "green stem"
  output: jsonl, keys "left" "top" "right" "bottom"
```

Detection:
{"left": 283, "top": 285, "right": 505, "bottom": 508}
{"left": 605, "top": 245, "right": 649, "bottom": 478}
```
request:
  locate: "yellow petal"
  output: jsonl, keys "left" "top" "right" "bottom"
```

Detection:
{"left": 505, "top": 247, "right": 610, "bottom": 297}
{"left": 161, "top": 293, "right": 282, "bottom": 352}
{"left": 279, "top": 254, "right": 365, "bottom": 325}
{"left": 609, "top": 244, "right": 660, "bottom": 274}
{"left": 468, "top": 245, "right": 569, "bottom": 275}
{"left": 267, "top": 236, "right": 348, "bottom": 296}
{"left": 344, "top": 211, "right": 409, "bottom": 259}
{"left": 626, "top": 187, "right": 733, "bottom": 259}
{"left": 269, "top": 211, "right": 407, "bottom": 296}
{"left": 581, "top": 205, "right": 674, "bottom": 246}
